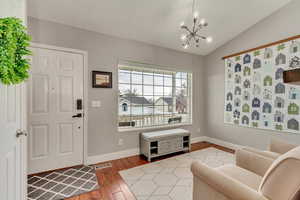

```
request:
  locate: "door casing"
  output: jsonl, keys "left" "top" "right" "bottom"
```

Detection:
{"left": 29, "top": 42, "right": 89, "bottom": 171}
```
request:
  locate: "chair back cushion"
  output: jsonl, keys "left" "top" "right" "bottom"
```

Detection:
{"left": 259, "top": 146, "right": 300, "bottom": 200}
{"left": 270, "top": 138, "right": 297, "bottom": 154}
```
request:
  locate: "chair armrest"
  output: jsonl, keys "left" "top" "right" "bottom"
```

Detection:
{"left": 236, "top": 149, "right": 274, "bottom": 177}
{"left": 269, "top": 138, "right": 297, "bottom": 154}
{"left": 191, "top": 161, "right": 267, "bottom": 200}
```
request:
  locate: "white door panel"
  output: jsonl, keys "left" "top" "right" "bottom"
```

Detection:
{"left": 28, "top": 47, "right": 84, "bottom": 174}
{"left": 31, "top": 75, "right": 49, "bottom": 114}
{"left": 58, "top": 123, "right": 74, "bottom": 154}
{"left": 58, "top": 76, "right": 74, "bottom": 112}
{"left": 1, "top": 1, "right": 28, "bottom": 199}
{"left": 30, "top": 124, "right": 49, "bottom": 159}
{"left": 0, "top": 83, "right": 27, "bottom": 200}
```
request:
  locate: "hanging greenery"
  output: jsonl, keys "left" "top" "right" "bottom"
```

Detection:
{"left": 0, "top": 17, "right": 31, "bottom": 85}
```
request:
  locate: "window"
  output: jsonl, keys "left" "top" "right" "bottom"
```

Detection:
{"left": 118, "top": 62, "right": 192, "bottom": 130}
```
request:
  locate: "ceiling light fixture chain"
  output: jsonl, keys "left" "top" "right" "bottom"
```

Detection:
{"left": 180, "top": 0, "right": 212, "bottom": 49}
{"left": 192, "top": 0, "right": 195, "bottom": 17}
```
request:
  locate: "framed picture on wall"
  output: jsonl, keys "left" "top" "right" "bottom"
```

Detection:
{"left": 92, "top": 71, "right": 112, "bottom": 88}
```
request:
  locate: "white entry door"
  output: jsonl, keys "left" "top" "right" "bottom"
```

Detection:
{"left": 0, "top": 83, "right": 27, "bottom": 200}
{"left": 28, "top": 45, "right": 85, "bottom": 174}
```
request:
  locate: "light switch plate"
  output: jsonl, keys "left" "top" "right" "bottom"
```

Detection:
{"left": 91, "top": 100, "right": 101, "bottom": 108}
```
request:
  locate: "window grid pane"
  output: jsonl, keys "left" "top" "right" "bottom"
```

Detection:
{"left": 118, "top": 64, "right": 192, "bottom": 129}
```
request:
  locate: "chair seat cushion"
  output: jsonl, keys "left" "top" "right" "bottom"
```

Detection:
{"left": 218, "top": 165, "right": 262, "bottom": 190}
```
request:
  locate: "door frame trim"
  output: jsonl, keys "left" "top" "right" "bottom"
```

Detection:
{"left": 29, "top": 42, "right": 89, "bottom": 166}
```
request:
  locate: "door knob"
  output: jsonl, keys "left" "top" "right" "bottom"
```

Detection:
{"left": 72, "top": 113, "right": 82, "bottom": 118}
{"left": 16, "top": 129, "right": 27, "bottom": 138}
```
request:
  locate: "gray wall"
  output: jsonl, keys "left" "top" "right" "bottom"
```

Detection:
{"left": 204, "top": 0, "right": 300, "bottom": 150}
{"left": 28, "top": 17, "right": 205, "bottom": 156}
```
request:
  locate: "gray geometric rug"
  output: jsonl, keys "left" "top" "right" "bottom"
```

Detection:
{"left": 27, "top": 166, "right": 99, "bottom": 200}
{"left": 120, "top": 147, "right": 235, "bottom": 200}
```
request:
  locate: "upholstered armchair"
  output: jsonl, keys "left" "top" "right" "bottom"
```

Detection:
{"left": 191, "top": 146, "right": 300, "bottom": 200}
{"left": 243, "top": 138, "right": 298, "bottom": 159}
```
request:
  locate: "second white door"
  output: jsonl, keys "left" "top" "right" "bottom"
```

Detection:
{"left": 28, "top": 45, "right": 85, "bottom": 174}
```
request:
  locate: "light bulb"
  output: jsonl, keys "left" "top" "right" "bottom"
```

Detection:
{"left": 200, "top": 18, "right": 206, "bottom": 25}
{"left": 193, "top": 12, "right": 199, "bottom": 19}
{"left": 206, "top": 36, "right": 213, "bottom": 43}
{"left": 181, "top": 34, "right": 187, "bottom": 41}
{"left": 180, "top": 21, "right": 185, "bottom": 27}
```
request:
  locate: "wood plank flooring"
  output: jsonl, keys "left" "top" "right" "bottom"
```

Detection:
{"left": 66, "top": 142, "right": 234, "bottom": 200}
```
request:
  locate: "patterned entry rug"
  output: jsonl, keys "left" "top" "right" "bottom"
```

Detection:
{"left": 120, "top": 147, "right": 235, "bottom": 200}
{"left": 27, "top": 165, "right": 99, "bottom": 200}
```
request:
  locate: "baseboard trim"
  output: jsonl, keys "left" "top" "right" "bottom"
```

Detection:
{"left": 205, "top": 137, "right": 244, "bottom": 150}
{"left": 87, "top": 136, "right": 243, "bottom": 165}
{"left": 191, "top": 136, "right": 207, "bottom": 143}
{"left": 87, "top": 148, "right": 139, "bottom": 165}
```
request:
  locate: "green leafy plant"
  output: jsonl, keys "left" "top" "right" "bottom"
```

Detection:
{"left": 0, "top": 17, "right": 31, "bottom": 85}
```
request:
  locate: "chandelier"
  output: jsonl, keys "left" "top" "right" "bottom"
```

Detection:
{"left": 180, "top": 0, "right": 212, "bottom": 49}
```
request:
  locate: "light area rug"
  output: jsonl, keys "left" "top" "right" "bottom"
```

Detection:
{"left": 119, "top": 147, "right": 235, "bottom": 200}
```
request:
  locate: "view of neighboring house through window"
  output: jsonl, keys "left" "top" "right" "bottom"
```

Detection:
{"left": 118, "top": 62, "right": 192, "bottom": 129}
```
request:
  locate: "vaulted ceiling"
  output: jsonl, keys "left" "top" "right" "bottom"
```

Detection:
{"left": 28, "top": 0, "right": 291, "bottom": 55}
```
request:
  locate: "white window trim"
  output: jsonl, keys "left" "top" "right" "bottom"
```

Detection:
{"left": 118, "top": 123, "right": 193, "bottom": 133}
{"left": 117, "top": 61, "right": 193, "bottom": 131}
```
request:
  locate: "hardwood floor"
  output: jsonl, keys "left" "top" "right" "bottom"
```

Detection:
{"left": 66, "top": 142, "right": 234, "bottom": 200}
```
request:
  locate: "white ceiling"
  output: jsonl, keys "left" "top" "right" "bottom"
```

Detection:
{"left": 27, "top": 0, "right": 291, "bottom": 55}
